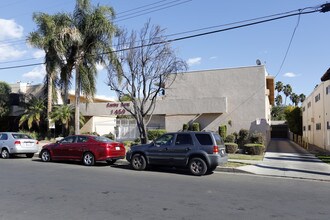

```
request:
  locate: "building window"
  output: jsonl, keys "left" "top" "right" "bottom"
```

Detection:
{"left": 303, "top": 126, "right": 306, "bottom": 131}
{"left": 316, "top": 123, "right": 321, "bottom": 130}
{"left": 307, "top": 102, "right": 311, "bottom": 108}
{"left": 326, "top": 86, "right": 330, "bottom": 95}
{"left": 327, "top": 121, "right": 330, "bottom": 130}
{"left": 315, "top": 93, "right": 320, "bottom": 102}
{"left": 308, "top": 125, "right": 311, "bottom": 131}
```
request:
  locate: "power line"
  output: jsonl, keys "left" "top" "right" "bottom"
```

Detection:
{"left": 0, "top": 3, "right": 327, "bottom": 71}
{"left": 116, "top": 0, "right": 170, "bottom": 15}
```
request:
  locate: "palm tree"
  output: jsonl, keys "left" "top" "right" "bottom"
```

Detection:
{"left": 283, "top": 84, "right": 292, "bottom": 105}
{"left": 27, "top": 12, "right": 70, "bottom": 130}
{"left": 63, "top": 0, "right": 118, "bottom": 135}
{"left": 275, "top": 81, "right": 284, "bottom": 95}
{"left": 50, "top": 104, "right": 85, "bottom": 136}
{"left": 19, "top": 96, "right": 46, "bottom": 130}
{"left": 290, "top": 93, "right": 299, "bottom": 106}
{"left": 275, "top": 94, "right": 283, "bottom": 106}
{"left": 299, "top": 93, "right": 306, "bottom": 104}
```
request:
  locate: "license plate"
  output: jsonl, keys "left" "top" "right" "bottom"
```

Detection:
{"left": 115, "top": 146, "right": 120, "bottom": 151}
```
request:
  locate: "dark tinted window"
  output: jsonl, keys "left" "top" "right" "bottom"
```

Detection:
{"left": 0, "top": 133, "right": 8, "bottom": 140}
{"left": 93, "top": 136, "right": 113, "bottom": 143}
{"left": 12, "top": 133, "right": 32, "bottom": 139}
{"left": 175, "top": 134, "right": 193, "bottom": 145}
{"left": 195, "top": 134, "right": 213, "bottom": 145}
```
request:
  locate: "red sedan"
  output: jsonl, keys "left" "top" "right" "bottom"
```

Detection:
{"left": 39, "top": 135, "right": 126, "bottom": 166}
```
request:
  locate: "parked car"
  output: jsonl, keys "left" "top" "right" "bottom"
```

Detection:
{"left": 126, "top": 131, "right": 228, "bottom": 176}
{"left": 0, "top": 132, "right": 39, "bottom": 159}
{"left": 39, "top": 135, "right": 126, "bottom": 166}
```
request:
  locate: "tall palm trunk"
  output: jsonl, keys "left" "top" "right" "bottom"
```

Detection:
{"left": 47, "top": 72, "right": 53, "bottom": 131}
{"left": 74, "top": 65, "right": 80, "bottom": 135}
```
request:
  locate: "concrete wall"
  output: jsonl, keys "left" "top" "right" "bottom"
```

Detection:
{"left": 162, "top": 66, "right": 271, "bottom": 140}
{"left": 302, "top": 80, "right": 330, "bottom": 151}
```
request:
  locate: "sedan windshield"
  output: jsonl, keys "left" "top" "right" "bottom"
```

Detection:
{"left": 93, "top": 136, "right": 114, "bottom": 143}
{"left": 12, "top": 133, "right": 32, "bottom": 139}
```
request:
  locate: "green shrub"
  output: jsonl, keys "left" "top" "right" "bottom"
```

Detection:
{"left": 182, "top": 123, "right": 189, "bottom": 131}
{"left": 123, "top": 141, "right": 134, "bottom": 148}
{"left": 192, "top": 122, "right": 200, "bottom": 131}
{"left": 244, "top": 144, "right": 265, "bottom": 155}
{"left": 218, "top": 125, "right": 227, "bottom": 139}
{"left": 103, "top": 132, "right": 115, "bottom": 140}
{"left": 225, "top": 134, "right": 235, "bottom": 143}
{"left": 147, "top": 129, "right": 167, "bottom": 141}
{"left": 238, "top": 129, "right": 249, "bottom": 148}
{"left": 225, "top": 143, "right": 238, "bottom": 154}
{"left": 249, "top": 132, "right": 264, "bottom": 144}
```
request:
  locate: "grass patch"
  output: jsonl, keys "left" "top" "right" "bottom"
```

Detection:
{"left": 317, "top": 155, "right": 330, "bottom": 164}
{"left": 224, "top": 162, "right": 250, "bottom": 168}
{"left": 229, "top": 154, "right": 264, "bottom": 161}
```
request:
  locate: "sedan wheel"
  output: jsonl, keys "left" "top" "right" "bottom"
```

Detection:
{"left": 131, "top": 154, "right": 147, "bottom": 170}
{"left": 1, "top": 149, "right": 10, "bottom": 159}
{"left": 40, "top": 150, "right": 51, "bottom": 162}
{"left": 26, "top": 153, "right": 34, "bottom": 158}
{"left": 83, "top": 152, "right": 95, "bottom": 166}
{"left": 189, "top": 157, "right": 207, "bottom": 176}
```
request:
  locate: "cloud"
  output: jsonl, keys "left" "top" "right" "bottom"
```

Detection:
{"left": 283, "top": 72, "right": 298, "bottom": 78}
{"left": 96, "top": 62, "right": 104, "bottom": 72}
{"left": 187, "top": 57, "right": 202, "bottom": 66}
{"left": 0, "top": 43, "right": 26, "bottom": 61}
{"left": 22, "top": 64, "right": 46, "bottom": 80}
{"left": 0, "top": 19, "right": 24, "bottom": 40}
{"left": 33, "top": 50, "right": 45, "bottom": 59}
{"left": 209, "top": 56, "right": 217, "bottom": 60}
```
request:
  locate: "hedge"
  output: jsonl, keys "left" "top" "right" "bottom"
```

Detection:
{"left": 244, "top": 144, "right": 265, "bottom": 155}
{"left": 192, "top": 122, "right": 200, "bottom": 131}
{"left": 147, "top": 129, "right": 167, "bottom": 141}
{"left": 225, "top": 143, "right": 238, "bottom": 154}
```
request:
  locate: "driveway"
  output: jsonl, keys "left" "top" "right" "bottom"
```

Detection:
{"left": 237, "top": 138, "right": 330, "bottom": 181}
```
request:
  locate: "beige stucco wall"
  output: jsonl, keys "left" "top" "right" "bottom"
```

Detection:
{"left": 302, "top": 80, "right": 330, "bottom": 151}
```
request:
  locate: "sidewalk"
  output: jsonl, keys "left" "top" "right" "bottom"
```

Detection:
{"left": 232, "top": 139, "right": 330, "bottom": 181}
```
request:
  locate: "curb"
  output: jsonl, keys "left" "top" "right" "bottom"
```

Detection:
{"left": 215, "top": 167, "right": 254, "bottom": 174}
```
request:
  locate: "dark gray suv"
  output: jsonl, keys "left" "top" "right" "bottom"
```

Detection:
{"left": 126, "top": 131, "right": 228, "bottom": 176}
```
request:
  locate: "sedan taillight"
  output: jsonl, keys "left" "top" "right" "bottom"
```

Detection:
{"left": 14, "top": 141, "right": 21, "bottom": 145}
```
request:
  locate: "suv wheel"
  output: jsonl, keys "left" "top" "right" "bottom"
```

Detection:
{"left": 1, "top": 149, "right": 10, "bottom": 159}
{"left": 189, "top": 157, "right": 207, "bottom": 176}
{"left": 131, "top": 154, "right": 147, "bottom": 170}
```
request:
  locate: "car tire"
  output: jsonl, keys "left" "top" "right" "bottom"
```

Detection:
{"left": 131, "top": 154, "right": 147, "bottom": 170}
{"left": 83, "top": 152, "right": 95, "bottom": 166}
{"left": 26, "top": 153, "right": 34, "bottom": 158}
{"left": 40, "top": 150, "right": 51, "bottom": 162}
{"left": 106, "top": 159, "right": 117, "bottom": 165}
{"left": 1, "top": 149, "right": 10, "bottom": 159}
{"left": 189, "top": 157, "right": 207, "bottom": 176}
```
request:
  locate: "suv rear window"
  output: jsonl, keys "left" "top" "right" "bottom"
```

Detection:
{"left": 213, "top": 134, "right": 224, "bottom": 145}
{"left": 195, "top": 134, "right": 213, "bottom": 145}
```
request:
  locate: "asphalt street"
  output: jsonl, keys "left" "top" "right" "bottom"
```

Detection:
{"left": 0, "top": 157, "right": 329, "bottom": 220}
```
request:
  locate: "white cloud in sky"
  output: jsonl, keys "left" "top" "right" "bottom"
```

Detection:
{"left": 209, "top": 56, "right": 217, "bottom": 60}
{"left": 0, "top": 43, "right": 26, "bottom": 61}
{"left": 283, "top": 72, "right": 298, "bottom": 78}
{"left": 0, "top": 19, "right": 24, "bottom": 40}
{"left": 33, "top": 50, "right": 45, "bottom": 59}
{"left": 96, "top": 63, "right": 105, "bottom": 72}
{"left": 187, "top": 57, "right": 202, "bottom": 66}
{"left": 22, "top": 64, "right": 46, "bottom": 80}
